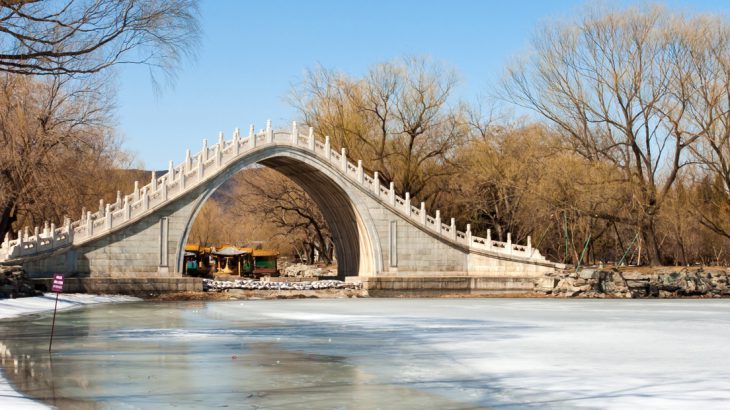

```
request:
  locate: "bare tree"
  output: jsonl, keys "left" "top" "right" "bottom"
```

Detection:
{"left": 502, "top": 5, "right": 704, "bottom": 264}
{"left": 0, "top": 0, "right": 199, "bottom": 78}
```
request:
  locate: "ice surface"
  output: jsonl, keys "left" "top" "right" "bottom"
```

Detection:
{"left": 1, "top": 298, "right": 729, "bottom": 409}
{"left": 0, "top": 293, "right": 140, "bottom": 409}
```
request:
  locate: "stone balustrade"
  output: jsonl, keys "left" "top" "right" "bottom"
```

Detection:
{"left": 0, "top": 121, "right": 547, "bottom": 263}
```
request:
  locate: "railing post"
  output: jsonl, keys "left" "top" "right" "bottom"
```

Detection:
{"left": 356, "top": 160, "right": 363, "bottom": 184}
{"left": 527, "top": 235, "right": 532, "bottom": 255}
{"left": 420, "top": 202, "right": 426, "bottom": 225}
{"left": 168, "top": 161, "right": 174, "bottom": 181}
{"left": 115, "top": 190, "right": 122, "bottom": 208}
{"left": 249, "top": 124, "right": 256, "bottom": 149}
{"left": 507, "top": 232, "right": 512, "bottom": 254}
{"left": 43, "top": 221, "right": 49, "bottom": 236}
{"left": 197, "top": 154, "right": 204, "bottom": 179}
{"left": 487, "top": 229, "right": 492, "bottom": 249}
{"left": 266, "top": 119, "right": 273, "bottom": 144}
{"left": 435, "top": 210, "right": 441, "bottom": 234}
{"left": 86, "top": 211, "right": 93, "bottom": 236}
{"left": 134, "top": 181, "right": 140, "bottom": 201}
{"left": 50, "top": 223, "right": 56, "bottom": 245}
{"left": 388, "top": 182, "right": 396, "bottom": 206}
{"left": 308, "top": 127, "right": 315, "bottom": 151}
{"left": 161, "top": 177, "right": 168, "bottom": 202}
{"left": 218, "top": 131, "right": 224, "bottom": 149}
{"left": 450, "top": 218, "right": 457, "bottom": 240}
{"left": 142, "top": 187, "right": 149, "bottom": 211}
{"left": 185, "top": 149, "right": 191, "bottom": 172}
{"left": 98, "top": 199, "right": 104, "bottom": 215}
{"left": 151, "top": 171, "right": 157, "bottom": 191}
{"left": 233, "top": 128, "right": 240, "bottom": 156}
{"left": 105, "top": 203, "right": 112, "bottom": 230}
{"left": 466, "top": 224, "right": 472, "bottom": 245}
{"left": 291, "top": 121, "right": 298, "bottom": 144}
{"left": 201, "top": 138, "right": 208, "bottom": 161}
{"left": 324, "top": 136, "right": 331, "bottom": 160}
{"left": 405, "top": 192, "right": 411, "bottom": 215}
{"left": 124, "top": 196, "right": 131, "bottom": 220}
{"left": 372, "top": 171, "right": 379, "bottom": 195}
{"left": 340, "top": 148, "right": 347, "bottom": 171}
{"left": 180, "top": 169, "right": 186, "bottom": 190}
{"left": 215, "top": 143, "right": 222, "bottom": 167}
{"left": 3, "top": 232, "right": 9, "bottom": 249}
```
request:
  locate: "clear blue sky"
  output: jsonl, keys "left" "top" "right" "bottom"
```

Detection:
{"left": 115, "top": 0, "right": 729, "bottom": 169}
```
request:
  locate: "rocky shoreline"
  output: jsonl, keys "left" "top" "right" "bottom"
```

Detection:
{"left": 537, "top": 267, "right": 730, "bottom": 298}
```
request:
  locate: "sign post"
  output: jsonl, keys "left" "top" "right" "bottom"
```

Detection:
{"left": 49, "top": 273, "right": 64, "bottom": 353}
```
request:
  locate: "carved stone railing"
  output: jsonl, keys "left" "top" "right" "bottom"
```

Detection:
{"left": 0, "top": 121, "right": 548, "bottom": 263}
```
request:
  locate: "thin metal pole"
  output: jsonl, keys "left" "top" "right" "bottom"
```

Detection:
{"left": 576, "top": 233, "right": 591, "bottom": 272}
{"left": 618, "top": 233, "right": 639, "bottom": 267}
{"left": 49, "top": 292, "right": 59, "bottom": 353}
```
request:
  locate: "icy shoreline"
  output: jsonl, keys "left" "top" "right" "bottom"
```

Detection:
{"left": 0, "top": 293, "right": 140, "bottom": 408}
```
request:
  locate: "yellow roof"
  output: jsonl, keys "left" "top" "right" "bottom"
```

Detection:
{"left": 253, "top": 249, "right": 279, "bottom": 257}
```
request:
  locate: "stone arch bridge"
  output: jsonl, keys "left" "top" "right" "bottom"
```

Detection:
{"left": 0, "top": 121, "right": 559, "bottom": 281}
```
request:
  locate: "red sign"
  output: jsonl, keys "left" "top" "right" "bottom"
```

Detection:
{"left": 51, "top": 273, "right": 64, "bottom": 293}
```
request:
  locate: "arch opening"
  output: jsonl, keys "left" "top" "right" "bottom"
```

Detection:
{"left": 177, "top": 149, "right": 380, "bottom": 279}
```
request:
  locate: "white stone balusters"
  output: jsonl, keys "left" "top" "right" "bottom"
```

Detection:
{"left": 124, "top": 196, "right": 131, "bottom": 220}
{"left": 43, "top": 221, "right": 49, "bottom": 237}
{"left": 435, "top": 210, "right": 441, "bottom": 234}
{"left": 201, "top": 138, "right": 208, "bottom": 161}
{"left": 105, "top": 203, "right": 112, "bottom": 230}
{"left": 466, "top": 224, "right": 472, "bottom": 245}
{"left": 356, "top": 160, "right": 363, "bottom": 184}
{"left": 4, "top": 232, "right": 9, "bottom": 249}
{"left": 308, "top": 127, "right": 315, "bottom": 151}
{"left": 527, "top": 235, "right": 532, "bottom": 254}
{"left": 405, "top": 192, "right": 411, "bottom": 216}
{"left": 420, "top": 202, "right": 426, "bottom": 224}
{"left": 340, "top": 148, "right": 347, "bottom": 171}
{"left": 99, "top": 199, "right": 104, "bottom": 215}
{"left": 142, "top": 187, "right": 149, "bottom": 211}
{"left": 388, "top": 182, "right": 396, "bottom": 206}
{"left": 185, "top": 149, "right": 191, "bottom": 173}
{"left": 233, "top": 128, "right": 240, "bottom": 156}
{"left": 168, "top": 161, "right": 174, "bottom": 181}
{"left": 150, "top": 171, "right": 157, "bottom": 191}
{"left": 266, "top": 119, "right": 273, "bottom": 144}
{"left": 324, "top": 136, "right": 331, "bottom": 160}
{"left": 214, "top": 140, "right": 222, "bottom": 167}
{"left": 372, "top": 171, "right": 380, "bottom": 195}
{"left": 134, "top": 181, "right": 140, "bottom": 201}
{"left": 249, "top": 124, "right": 256, "bottom": 149}
{"left": 450, "top": 218, "right": 457, "bottom": 240}
{"left": 487, "top": 229, "right": 492, "bottom": 249}
{"left": 291, "top": 121, "right": 298, "bottom": 144}
{"left": 507, "top": 233, "right": 512, "bottom": 254}
{"left": 218, "top": 131, "right": 224, "bottom": 148}
{"left": 197, "top": 154, "right": 204, "bottom": 179}
{"left": 161, "top": 176, "right": 168, "bottom": 201}
{"left": 86, "top": 211, "right": 93, "bottom": 236}
{"left": 50, "top": 222, "right": 56, "bottom": 244}
{"left": 116, "top": 191, "right": 122, "bottom": 208}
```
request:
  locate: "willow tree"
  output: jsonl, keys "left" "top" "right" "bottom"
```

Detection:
{"left": 290, "top": 57, "right": 467, "bottom": 205}
{"left": 503, "top": 6, "right": 709, "bottom": 265}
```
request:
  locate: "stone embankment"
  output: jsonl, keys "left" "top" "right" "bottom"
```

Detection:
{"left": 536, "top": 267, "right": 730, "bottom": 298}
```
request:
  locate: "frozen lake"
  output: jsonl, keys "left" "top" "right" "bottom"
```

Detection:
{"left": 1, "top": 298, "right": 729, "bottom": 409}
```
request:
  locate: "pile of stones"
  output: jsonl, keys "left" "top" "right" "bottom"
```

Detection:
{"left": 203, "top": 279, "right": 361, "bottom": 291}
{"left": 536, "top": 267, "right": 730, "bottom": 298}
{"left": 281, "top": 263, "right": 337, "bottom": 278}
{"left": 0, "top": 265, "right": 42, "bottom": 299}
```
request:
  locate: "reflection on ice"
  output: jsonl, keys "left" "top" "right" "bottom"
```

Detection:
{"left": 1, "top": 299, "right": 729, "bottom": 409}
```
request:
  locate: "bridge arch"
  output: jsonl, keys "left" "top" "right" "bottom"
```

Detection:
{"left": 177, "top": 146, "right": 383, "bottom": 278}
